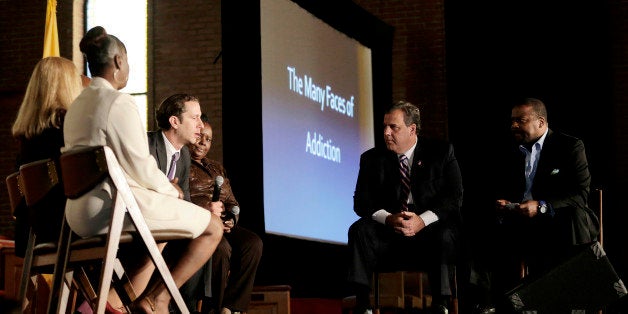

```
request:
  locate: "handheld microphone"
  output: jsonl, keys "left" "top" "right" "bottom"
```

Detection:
{"left": 224, "top": 205, "right": 240, "bottom": 222}
{"left": 212, "top": 176, "right": 224, "bottom": 202}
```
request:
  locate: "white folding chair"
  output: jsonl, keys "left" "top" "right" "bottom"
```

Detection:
{"left": 57, "top": 145, "right": 193, "bottom": 314}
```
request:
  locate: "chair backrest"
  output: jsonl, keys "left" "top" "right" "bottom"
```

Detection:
{"left": 59, "top": 146, "right": 108, "bottom": 199}
{"left": 5, "top": 171, "right": 23, "bottom": 217}
{"left": 19, "top": 159, "right": 59, "bottom": 207}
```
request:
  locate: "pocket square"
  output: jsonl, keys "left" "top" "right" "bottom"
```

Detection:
{"left": 551, "top": 168, "right": 560, "bottom": 175}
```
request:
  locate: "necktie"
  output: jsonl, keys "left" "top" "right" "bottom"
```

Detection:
{"left": 167, "top": 152, "right": 180, "bottom": 180}
{"left": 399, "top": 154, "right": 411, "bottom": 212}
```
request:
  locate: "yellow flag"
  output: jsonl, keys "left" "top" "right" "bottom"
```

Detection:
{"left": 43, "top": 0, "right": 60, "bottom": 58}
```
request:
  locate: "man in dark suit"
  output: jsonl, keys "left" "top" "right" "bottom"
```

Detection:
{"left": 347, "top": 100, "right": 464, "bottom": 314}
{"left": 487, "top": 98, "right": 600, "bottom": 311}
{"left": 146, "top": 93, "right": 205, "bottom": 312}
{"left": 147, "top": 93, "right": 203, "bottom": 202}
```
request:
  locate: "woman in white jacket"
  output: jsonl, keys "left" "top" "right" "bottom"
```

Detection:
{"left": 63, "top": 26, "right": 223, "bottom": 314}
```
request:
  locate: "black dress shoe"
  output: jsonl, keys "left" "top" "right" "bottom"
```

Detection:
{"left": 430, "top": 304, "right": 449, "bottom": 314}
{"left": 472, "top": 304, "right": 496, "bottom": 314}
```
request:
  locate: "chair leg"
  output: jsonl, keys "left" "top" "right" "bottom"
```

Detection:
{"left": 124, "top": 196, "right": 189, "bottom": 313}
{"left": 131, "top": 216, "right": 190, "bottom": 313}
{"left": 451, "top": 266, "right": 459, "bottom": 314}
{"left": 56, "top": 270, "right": 74, "bottom": 314}
{"left": 374, "top": 272, "right": 380, "bottom": 313}
{"left": 94, "top": 195, "right": 126, "bottom": 314}
{"left": 19, "top": 230, "right": 37, "bottom": 311}
{"left": 35, "top": 274, "right": 51, "bottom": 314}
{"left": 66, "top": 275, "right": 83, "bottom": 314}
{"left": 112, "top": 258, "right": 137, "bottom": 310}
{"left": 48, "top": 216, "right": 73, "bottom": 314}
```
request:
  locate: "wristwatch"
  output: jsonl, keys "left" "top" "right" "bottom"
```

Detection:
{"left": 538, "top": 200, "right": 547, "bottom": 214}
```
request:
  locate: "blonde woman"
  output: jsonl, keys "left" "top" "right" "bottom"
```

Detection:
{"left": 11, "top": 56, "right": 83, "bottom": 257}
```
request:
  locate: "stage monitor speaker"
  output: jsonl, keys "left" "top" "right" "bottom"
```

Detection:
{"left": 506, "top": 241, "right": 627, "bottom": 313}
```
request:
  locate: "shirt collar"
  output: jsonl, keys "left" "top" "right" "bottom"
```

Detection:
{"left": 399, "top": 136, "right": 418, "bottom": 164}
{"left": 537, "top": 128, "right": 549, "bottom": 148}
{"left": 161, "top": 131, "right": 179, "bottom": 158}
{"left": 519, "top": 128, "right": 549, "bottom": 153}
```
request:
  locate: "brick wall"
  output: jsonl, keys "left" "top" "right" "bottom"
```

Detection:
{"left": 151, "top": 0, "right": 223, "bottom": 161}
{"left": 354, "top": 0, "right": 449, "bottom": 139}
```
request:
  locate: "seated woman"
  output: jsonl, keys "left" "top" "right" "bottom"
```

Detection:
{"left": 182, "top": 114, "right": 263, "bottom": 314}
{"left": 62, "top": 26, "right": 223, "bottom": 314}
{"left": 11, "top": 56, "right": 83, "bottom": 257}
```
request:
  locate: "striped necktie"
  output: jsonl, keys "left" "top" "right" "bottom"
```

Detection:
{"left": 167, "top": 151, "right": 180, "bottom": 180}
{"left": 399, "top": 154, "right": 411, "bottom": 212}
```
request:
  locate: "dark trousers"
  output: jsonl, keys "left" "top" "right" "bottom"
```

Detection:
{"left": 180, "top": 225, "right": 263, "bottom": 313}
{"left": 347, "top": 217, "right": 458, "bottom": 309}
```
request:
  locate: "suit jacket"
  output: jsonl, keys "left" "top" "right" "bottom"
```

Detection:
{"left": 147, "top": 130, "right": 191, "bottom": 201}
{"left": 496, "top": 128, "right": 600, "bottom": 247}
{"left": 353, "top": 137, "right": 464, "bottom": 228}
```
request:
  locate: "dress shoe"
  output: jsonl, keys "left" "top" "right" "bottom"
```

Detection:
{"left": 472, "top": 304, "right": 496, "bottom": 314}
{"left": 430, "top": 304, "right": 449, "bottom": 314}
{"left": 471, "top": 304, "right": 496, "bottom": 314}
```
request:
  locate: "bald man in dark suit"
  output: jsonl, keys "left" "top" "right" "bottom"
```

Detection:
{"left": 347, "top": 100, "right": 464, "bottom": 314}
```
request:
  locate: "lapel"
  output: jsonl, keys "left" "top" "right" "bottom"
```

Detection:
{"left": 151, "top": 131, "right": 169, "bottom": 173}
{"left": 383, "top": 150, "right": 403, "bottom": 197}
{"left": 410, "top": 139, "right": 425, "bottom": 182}
{"left": 533, "top": 129, "right": 554, "bottom": 184}
{"left": 176, "top": 146, "right": 188, "bottom": 177}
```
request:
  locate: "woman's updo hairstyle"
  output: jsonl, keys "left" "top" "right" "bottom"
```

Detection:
{"left": 79, "top": 26, "right": 127, "bottom": 77}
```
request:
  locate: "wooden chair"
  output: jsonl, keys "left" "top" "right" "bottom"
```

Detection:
{"left": 17, "top": 158, "right": 106, "bottom": 314}
{"left": 4, "top": 171, "right": 32, "bottom": 307}
{"left": 16, "top": 158, "right": 65, "bottom": 314}
{"left": 372, "top": 266, "right": 459, "bottom": 314}
{"left": 55, "top": 145, "right": 194, "bottom": 314}
{"left": 6, "top": 161, "right": 66, "bottom": 313}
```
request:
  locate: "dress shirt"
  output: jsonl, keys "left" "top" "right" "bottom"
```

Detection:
{"left": 519, "top": 128, "right": 548, "bottom": 201}
{"left": 161, "top": 132, "right": 180, "bottom": 177}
